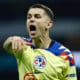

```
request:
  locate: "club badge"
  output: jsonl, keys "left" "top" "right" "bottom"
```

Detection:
{"left": 33, "top": 56, "right": 47, "bottom": 69}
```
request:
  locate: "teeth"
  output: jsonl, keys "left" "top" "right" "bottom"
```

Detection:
{"left": 30, "top": 31, "right": 36, "bottom": 33}
{"left": 30, "top": 31, "right": 36, "bottom": 35}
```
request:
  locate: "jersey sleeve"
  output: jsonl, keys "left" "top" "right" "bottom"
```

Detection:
{"left": 46, "top": 41, "right": 78, "bottom": 80}
{"left": 59, "top": 46, "right": 77, "bottom": 80}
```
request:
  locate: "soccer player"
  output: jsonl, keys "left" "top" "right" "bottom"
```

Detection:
{"left": 3, "top": 4, "right": 77, "bottom": 80}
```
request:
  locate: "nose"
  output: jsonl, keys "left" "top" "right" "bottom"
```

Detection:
{"left": 30, "top": 20, "right": 35, "bottom": 23}
{"left": 30, "top": 16, "right": 35, "bottom": 23}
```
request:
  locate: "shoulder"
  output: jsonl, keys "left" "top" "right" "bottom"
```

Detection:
{"left": 47, "top": 41, "right": 75, "bottom": 66}
{"left": 47, "top": 41, "right": 71, "bottom": 55}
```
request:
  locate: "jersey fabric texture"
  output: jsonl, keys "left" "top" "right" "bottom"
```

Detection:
{"left": 12, "top": 38, "right": 77, "bottom": 80}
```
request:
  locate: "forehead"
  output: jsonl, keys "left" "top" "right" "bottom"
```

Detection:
{"left": 27, "top": 8, "right": 46, "bottom": 15}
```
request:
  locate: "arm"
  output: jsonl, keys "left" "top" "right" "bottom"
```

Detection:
{"left": 3, "top": 36, "right": 23, "bottom": 54}
{"left": 3, "top": 36, "right": 33, "bottom": 57}
{"left": 3, "top": 36, "right": 14, "bottom": 54}
{"left": 60, "top": 51, "right": 77, "bottom": 80}
{"left": 64, "top": 65, "right": 77, "bottom": 80}
{"left": 3, "top": 36, "right": 28, "bottom": 63}
{"left": 57, "top": 45, "right": 77, "bottom": 80}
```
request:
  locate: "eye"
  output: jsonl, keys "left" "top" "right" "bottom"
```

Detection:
{"left": 34, "top": 14, "right": 41, "bottom": 19}
{"left": 27, "top": 14, "right": 32, "bottom": 19}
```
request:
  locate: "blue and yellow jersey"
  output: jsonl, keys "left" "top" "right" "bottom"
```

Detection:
{"left": 7, "top": 38, "right": 77, "bottom": 80}
{"left": 46, "top": 41, "right": 77, "bottom": 80}
{"left": 15, "top": 46, "right": 74, "bottom": 80}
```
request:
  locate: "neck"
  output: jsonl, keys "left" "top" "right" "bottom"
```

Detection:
{"left": 32, "top": 33, "right": 51, "bottom": 49}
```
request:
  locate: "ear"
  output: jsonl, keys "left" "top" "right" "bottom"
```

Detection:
{"left": 47, "top": 21, "right": 53, "bottom": 29}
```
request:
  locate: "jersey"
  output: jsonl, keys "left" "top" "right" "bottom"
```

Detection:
{"left": 15, "top": 46, "right": 70, "bottom": 80}
{"left": 9, "top": 38, "right": 77, "bottom": 80}
{"left": 45, "top": 41, "right": 77, "bottom": 80}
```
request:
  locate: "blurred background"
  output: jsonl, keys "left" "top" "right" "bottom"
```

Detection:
{"left": 0, "top": 0, "right": 80, "bottom": 80}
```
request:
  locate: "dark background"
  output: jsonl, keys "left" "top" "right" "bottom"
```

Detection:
{"left": 0, "top": 0, "right": 80, "bottom": 80}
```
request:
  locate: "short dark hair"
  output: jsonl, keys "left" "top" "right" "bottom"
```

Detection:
{"left": 28, "top": 4, "right": 54, "bottom": 21}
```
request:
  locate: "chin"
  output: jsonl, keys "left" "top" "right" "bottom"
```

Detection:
{"left": 30, "top": 35, "right": 40, "bottom": 39}
{"left": 30, "top": 35, "right": 37, "bottom": 39}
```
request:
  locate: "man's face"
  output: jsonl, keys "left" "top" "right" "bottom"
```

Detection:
{"left": 26, "top": 8, "right": 51, "bottom": 39}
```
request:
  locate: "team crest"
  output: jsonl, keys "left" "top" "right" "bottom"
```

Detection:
{"left": 33, "top": 56, "right": 47, "bottom": 69}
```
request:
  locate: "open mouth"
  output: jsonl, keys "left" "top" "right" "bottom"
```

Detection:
{"left": 29, "top": 25, "right": 36, "bottom": 35}
{"left": 30, "top": 25, "right": 36, "bottom": 31}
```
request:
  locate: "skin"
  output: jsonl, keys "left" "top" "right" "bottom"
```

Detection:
{"left": 3, "top": 8, "right": 53, "bottom": 52}
{"left": 27, "top": 8, "right": 53, "bottom": 48}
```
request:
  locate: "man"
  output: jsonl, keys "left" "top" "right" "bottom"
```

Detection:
{"left": 3, "top": 4, "right": 77, "bottom": 80}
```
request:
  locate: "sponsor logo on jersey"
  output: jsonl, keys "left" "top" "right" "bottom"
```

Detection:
{"left": 66, "top": 73, "right": 77, "bottom": 77}
{"left": 23, "top": 73, "right": 39, "bottom": 80}
{"left": 34, "top": 56, "right": 46, "bottom": 69}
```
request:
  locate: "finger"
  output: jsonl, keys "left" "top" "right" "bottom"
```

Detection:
{"left": 12, "top": 39, "right": 17, "bottom": 50}
{"left": 12, "top": 39, "right": 15, "bottom": 50}
{"left": 18, "top": 40, "right": 22, "bottom": 50}
{"left": 14, "top": 40, "right": 18, "bottom": 50}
